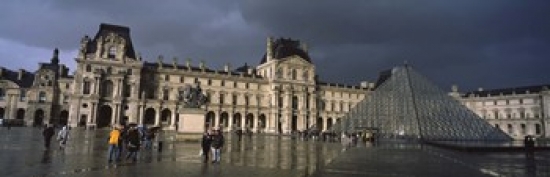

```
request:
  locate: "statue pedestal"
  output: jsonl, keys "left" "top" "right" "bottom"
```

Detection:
{"left": 177, "top": 108, "right": 206, "bottom": 141}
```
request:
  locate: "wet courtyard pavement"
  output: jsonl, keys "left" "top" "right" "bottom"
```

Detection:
{"left": 1, "top": 127, "right": 550, "bottom": 177}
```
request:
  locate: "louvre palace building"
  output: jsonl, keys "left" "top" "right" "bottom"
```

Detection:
{"left": 0, "top": 23, "right": 548, "bottom": 138}
{"left": 0, "top": 23, "right": 370, "bottom": 134}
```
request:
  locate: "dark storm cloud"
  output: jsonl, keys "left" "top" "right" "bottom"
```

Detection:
{"left": 240, "top": 0, "right": 550, "bottom": 90}
{"left": 0, "top": 0, "right": 549, "bottom": 91}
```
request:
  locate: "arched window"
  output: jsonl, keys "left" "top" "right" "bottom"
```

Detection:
{"left": 303, "top": 70, "right": 309, "bottom": 81}
{"left": 108, "top": 46, "right": 116, "bottom": 58}
{"left": 520, "top": 124, "right": 526, "bottom": 135}
{"left": 292, "top": 69, "right": 297, "bottom": 80}
{"left": 101, "top": 80, "right": 114, "bottom": 97}
{"left": 38, "top": 91, "right": 47, "bottom": 102}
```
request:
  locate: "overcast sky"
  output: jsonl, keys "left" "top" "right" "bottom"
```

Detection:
{"left": 0, "top": 0, "right": 549, "bottom": 91}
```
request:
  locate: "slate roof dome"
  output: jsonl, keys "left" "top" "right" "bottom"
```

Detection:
{"left": 260, "top": 38, "right": 311, "bottom": 64}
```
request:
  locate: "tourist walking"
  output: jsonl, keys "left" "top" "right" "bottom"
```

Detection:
{"left": 125, "top": 126, "right": 140, "bottom": 162}
{"left": 108, "top": 125, "right": 122, "bottom": 162}
{"left": 201, "top": 130, "right": 212, "bottom": 163}
{"left": 42, "top": 124, "right": 55, "bottom": 150}
{"left": 57, "top": 126, "right": 70, "bottom": 149}
{"left": 210, "top": 129, "right": 224, "bottom": 163}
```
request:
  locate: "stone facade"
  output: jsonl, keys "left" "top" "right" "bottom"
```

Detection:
{"left": 0, "top": 23, "right": 371, "bottom": 134}
{"left": 450, "top": 85, "right": 550, "bottom": 139}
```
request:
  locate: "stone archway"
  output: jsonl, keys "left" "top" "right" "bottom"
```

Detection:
{"left": 316, "top": 117, "right": 323, "bottom": 131}
{"left": 233, "top": 113, "right": 242, "bottom": 129}
{"left": 34, "top": 109, "right": 44, "bottom": 127}
{"left": 97, "top": 105, "right": 112, "bottom": 128}
{"left": 258, "top": 114, "right": 266, "bottom": 130}
{"left": 143, "top": 108, "right": 156, "bottom": 125}
{"left": 220, "top": 112, "right": 229, "bottom": 128}
{"left": 246, "top": 113, "right": 254, "bottom": 128}
{"left": 59, "top": 110, "right": 69, "bottom": 126}
{"left": 327, "top": 118, "right": 333, "bottom": 130}
{"left": 205, "top": 111, "right": 216, "bottom": 129}
{"left": 16, "top": 108, "right": 25, "bottom": 120}
{"left": 161, "top": 108, "right": 171, "bottom": 125}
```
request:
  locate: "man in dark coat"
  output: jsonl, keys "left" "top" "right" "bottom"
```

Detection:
{"left": 125, "top": 127, "right": 141, "bottom": 162}
{"left": 210, "top": 130, "right": 224, "bottom": 163}
{"left": 201, "top": 130, "right": 212, "bottom": 163}
{"left": 42, "top": 124, "right": 55, "bottom": 149}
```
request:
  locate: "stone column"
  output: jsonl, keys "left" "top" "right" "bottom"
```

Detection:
{"left": 94, "top": 77, "right": 100, "bottom": 94}
{"left": 253, "top": 113, "right": 259, "bottom": 132}
{"left": 69, "top": 97, "right": 82, "bottom": 127}
{"left": 138, "top": 105, "right": 145, "bottom": 125}
{"left": 241, "top": 113, "right": 246, "bottom": 130}
{"left": 170, "top": 106, "right": 177, "bottom": 129}
{"left": 111, "top": 104, "right": 118, "bottom": 125}
{"left": 89, "top": 103, "right": 96, "bottom": 125}
{"left": 154, "top": 106, "right": 161, "bottom": 126}
{"left": 228, "top": 112, "right": 234, "bottom": 131}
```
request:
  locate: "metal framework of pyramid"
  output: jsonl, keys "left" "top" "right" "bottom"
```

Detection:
{"left": 333, "top": 65, "right": 511, "bottom": 141}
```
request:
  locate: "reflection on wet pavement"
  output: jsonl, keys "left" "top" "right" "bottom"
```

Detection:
{"left": 0, "top": 128, "right": 341, "bottom": 177}
{"left": 1, "top": 128, "right": 549, "bottom": 177}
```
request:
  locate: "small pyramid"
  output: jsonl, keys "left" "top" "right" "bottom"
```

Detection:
{"left": 333, "top": 65, "right": 510, "bottom": 141}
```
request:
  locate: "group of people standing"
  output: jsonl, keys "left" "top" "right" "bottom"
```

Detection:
{"left": 201, "top": 129, "right": 225, "bottom": 164}
{"left": 42, "top": 124, "right": 70, "bottom": 150}
{"left": 107, "top": 124, "right": 156, "bottom": 163}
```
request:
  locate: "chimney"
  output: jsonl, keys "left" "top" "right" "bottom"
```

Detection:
{"left": 360, "top": 81, "right": 369, "bottom": 88}
{"left": 18, "top": 69, "right": 25, "bottom": 80}
{"left": 157, "top": 55, "right": 164, "bottom": 69}
{"left": 266, "top": 37, "right": 273, "bottom": 62}
{"left": 478, "top": 87, "right": 484, "bottom": 92}
{"left": 172, "top": 57, "right": 178, "bottom": 69}
{"left": 247, "top": 68, "right": 253, "bottom": 75}
{"left": 301, "top": 42, "right": 308, "bottom": 52}
{"left": 224, "top": 63, "right": 231, "bottom": 72}
{"left": 451, "top": 84, "right": 458, "bottom": 92}
{"left": 200, "top": 60, "right": 205, "bottom": 70}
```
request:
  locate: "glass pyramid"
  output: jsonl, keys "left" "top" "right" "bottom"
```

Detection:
{"left": 333, "top": 65, "right": 511, "bottom": 141}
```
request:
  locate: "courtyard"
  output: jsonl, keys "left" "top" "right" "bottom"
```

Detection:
{"left": 0, "top": 127, "right": 549, "bottom": 177}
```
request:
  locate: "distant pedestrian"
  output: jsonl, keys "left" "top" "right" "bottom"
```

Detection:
{"left": 42, "top": 124, "right": 55, "bottom": 150}
{"left": 210, "top": 129, "right": 224, "bottom": 163}
{"left": 108, "top": 125, "right": 122, "bottom": 162}
{"left": 125, "top": 127, "right": 140, "bottom": 162}
{"left": 57, "top": 126, "right": 70, "bottom": 149}
{"left": 201, "top": 130, "right": 212, "bottom": 163}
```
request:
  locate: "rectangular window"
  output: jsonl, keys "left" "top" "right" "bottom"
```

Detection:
{"left": 232, "top": 95, "right": 237, "bottom": 105}
{"left": 245, "top": 96, "right": 249, "bottom": 106}
{"left": 245, "top": 83, "right": 249, "bottom": 89}
{"left": 278, "top": 96, "right": 283, "bottom": 108}
{"left": 219, "top": 94, "right": 225, "bottom": 105}
{"left": 63, "top": 95, "right": 69, "bottom": 103}
{"left": 66, "top": 83, "right": 70, "bottom": 89}
{"left": 165, "top": 75, "right": 170, "bottom": 81}
{"left": 83, "top": 81, "right": 91, "bottom": 94}
{"left": 233, "top": 82, "right": 237, "bottom": 88}
{"left": 180, "top": 76, "right": 184, "bottom": 83}
{"left": 221, "top": 80, "right": 225, "bottom": 87}
{"left": 208, "top": 79, "right": 212, "bottom": 86}
{"left": 519, "top": 99, "right": 523, "bottom": 104}
{"left": 163, "top": 89, "right": 169, "bottom": 100}
{"left": 19, "top": 90, "right": 26, "bottom": 101}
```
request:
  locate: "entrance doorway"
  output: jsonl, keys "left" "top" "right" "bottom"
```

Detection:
{"left": 97, "top": 105, "right": 112, "bottom": 128}
{"left": 60, "top": 110, "right": 69, "bottom": 126}
{"left": 143, "top": 108, "right": 155, "bottom": 125}
{"left": 34, "top": 109, "right": 44, "bottom": 127}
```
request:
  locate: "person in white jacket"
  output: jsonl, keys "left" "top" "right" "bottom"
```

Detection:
{"left": 57, "top": 126, "right": 70, "bottom": 149}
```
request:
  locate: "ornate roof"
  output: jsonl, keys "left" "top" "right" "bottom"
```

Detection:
{"left": 86, "top": 23, "right": 136, "bottom": 59}
{"left": 0, "top": 68, "right": 35, "bottom": 88}
{"left": 260, "top": 38, "right": 311, "bottom": 64}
